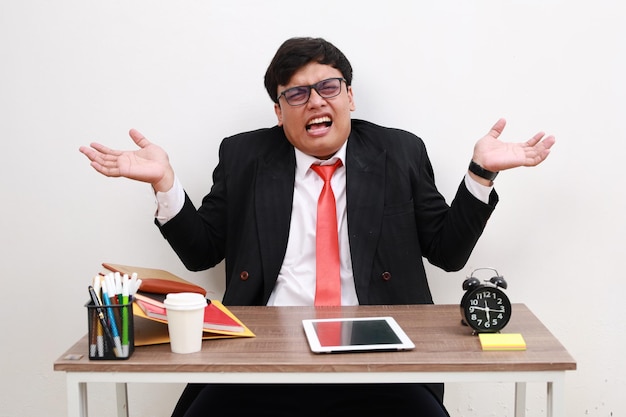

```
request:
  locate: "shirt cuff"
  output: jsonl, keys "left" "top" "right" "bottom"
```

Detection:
{"left": 154, "top": 176, "right": 185, "bottom": 225}
{"left": 464, "top": 172, "right": 493, "bottom": 204}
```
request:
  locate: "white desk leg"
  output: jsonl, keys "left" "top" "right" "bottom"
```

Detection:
{"left": 514, "top": 382, "right": 527, "bottom": 417}
{"left": 547, "top": 380, "right": 565, "bottom": 417}
{"left": 115, "top": 383, "right": 129, "bottom": 417}
{"left": 66, "top": 376, "right": 88, "bottom": 417}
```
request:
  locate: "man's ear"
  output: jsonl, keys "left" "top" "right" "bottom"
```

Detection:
{"left": 347, "top": 86, "right": 356, "bottom": 112}
{"left": 274, "top": 103, "right": 283, "bottom": 126}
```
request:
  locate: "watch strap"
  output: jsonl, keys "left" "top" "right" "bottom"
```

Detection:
{"left": 468, "top": 160, "right": 498, "bottom": 181}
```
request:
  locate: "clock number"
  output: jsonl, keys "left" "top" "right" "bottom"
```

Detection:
{"left": 465, "top": 291, "right": 509, "bottom": 330}
{"left": 475, "top": 291, "right": 492, "bottom": 300}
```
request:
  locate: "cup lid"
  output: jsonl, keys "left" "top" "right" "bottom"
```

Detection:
{"left": 163, "top": 292, "right": 207, "bottom": 310}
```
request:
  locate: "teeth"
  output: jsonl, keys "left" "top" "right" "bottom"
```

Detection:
{"left": 308, "top": 116, "right": 331, "bottom": 125}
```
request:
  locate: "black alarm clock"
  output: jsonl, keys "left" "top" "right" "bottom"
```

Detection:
{"left": 460, "top": 268, "right": 512, "bottom": 333}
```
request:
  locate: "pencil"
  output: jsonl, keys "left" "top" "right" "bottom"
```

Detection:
{"left": 89, "top": 309, "right": 98, "bottom": 357}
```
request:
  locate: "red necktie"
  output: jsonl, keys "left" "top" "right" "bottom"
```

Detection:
{"left": 311, "top": 160, "right": 342, "bottom": 306}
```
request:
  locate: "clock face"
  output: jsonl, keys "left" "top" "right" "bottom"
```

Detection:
{"left": 461, "top": 285, "right": 511, "bottom": 332}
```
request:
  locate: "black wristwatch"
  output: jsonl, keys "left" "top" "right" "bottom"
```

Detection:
{"left": 468, "top": 160, "right": 498, "bottom": 181}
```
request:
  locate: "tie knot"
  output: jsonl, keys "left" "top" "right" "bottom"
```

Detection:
{"left": 311, "top": 159, "right": 342, "bottom": 182}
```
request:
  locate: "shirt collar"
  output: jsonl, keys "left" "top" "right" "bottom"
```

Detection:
{"left": 294, "top": 140, "right": 348, "bottom": 180}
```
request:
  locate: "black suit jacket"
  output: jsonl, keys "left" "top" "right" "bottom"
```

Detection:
{"left": 158, "top": 119, "right": 498, "bottom": 306}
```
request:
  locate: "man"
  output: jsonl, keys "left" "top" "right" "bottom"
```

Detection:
{"left": 80, "top": 37, "right": 555, "bottom": 417}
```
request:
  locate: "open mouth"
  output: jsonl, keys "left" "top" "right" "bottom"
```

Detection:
{"left": 306, "top": 116, "right": 333, "bottom": 132}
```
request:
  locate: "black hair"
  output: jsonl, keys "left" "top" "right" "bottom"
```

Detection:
{"left": 264, "top": 37, "right": 353, "bottom": 103}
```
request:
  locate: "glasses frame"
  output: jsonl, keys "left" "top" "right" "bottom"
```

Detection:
{"left": 277, "top": 77, "right": 347, "bottom": 106}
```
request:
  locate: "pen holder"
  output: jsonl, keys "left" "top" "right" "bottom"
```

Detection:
{"left": 85, "top": 299, "right": 134, "bottom": 360}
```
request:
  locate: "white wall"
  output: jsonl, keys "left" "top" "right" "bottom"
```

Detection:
{"left": 1, "top": 1, "right": 624, "bottom": 416}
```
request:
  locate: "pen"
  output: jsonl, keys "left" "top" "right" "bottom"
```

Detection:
{"left": 88, "top": 276, "right": 102, "bottom": 357}
{"left": 92, "top": 276, "right": 104, "bottom": 357}
{"left": 101, "top": 280, "right": 123, "bottom": 357}
{"left": 88, "top": 285, "right": 118, "bottom": 357}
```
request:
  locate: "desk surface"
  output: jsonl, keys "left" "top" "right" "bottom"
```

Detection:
{"left": 54, "top": 304, "right": 575, "bottom": 374}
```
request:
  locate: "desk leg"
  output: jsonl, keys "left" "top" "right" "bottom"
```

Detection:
{"left": 115, "top": 383, "right": 129, "bottom": 417}
{"left": 514, "top": 382, "right": 526, "bottom": 417}
{"left": 547, "top": 380, "right": 565, "bottom": 417}
{"left": 66, "top": 376, "right": 88, "bottom": 417}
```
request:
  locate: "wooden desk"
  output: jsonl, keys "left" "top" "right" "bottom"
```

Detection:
{"left": 54, "top": 304, "right": 575, "bottom": 417}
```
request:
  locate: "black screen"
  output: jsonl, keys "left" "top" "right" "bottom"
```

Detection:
{"left": 314, "top": 319, "right": 402, "bottom": 347}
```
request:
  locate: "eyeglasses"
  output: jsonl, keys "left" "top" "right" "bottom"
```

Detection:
{"left": 277, "top": 77, "right": 346, "bottom": 106}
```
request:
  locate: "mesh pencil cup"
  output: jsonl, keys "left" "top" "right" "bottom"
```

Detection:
{"left": 85, "top": 299, "right": 134, "bottom": 360}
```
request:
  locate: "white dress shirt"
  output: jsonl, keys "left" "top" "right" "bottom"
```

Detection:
{"left": 266, "top": 141, "right": 358, "bottom": 306}
{"left": 155, "top": 142, "right": 493, "bottom": 306}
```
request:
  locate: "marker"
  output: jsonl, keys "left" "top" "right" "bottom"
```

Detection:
{"left": 101, "top": 280, "right": 123, "bottom": 357}
{"left": 130, "top": 272, "right": 138, "bottom": 294}
{"left": 88, "top": 285, "right": 117, "bottom": 357}
{"left": 115, "top": 273, "right": 123, "bottom": 304}
{"left": 121, "top": 274, "right": 130, "bottom": 357}
{"left": 106, "top": 273, "right": 123, "bottom": 335}
{"left": 134, "top": 278, "right": 143, "bottom": 295}
{"left": 106, "top": 273, "right": 119, "bottom": 306}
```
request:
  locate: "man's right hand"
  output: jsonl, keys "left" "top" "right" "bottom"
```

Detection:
{"left": 79, "top": 129, "right": 175, "bottom": 193}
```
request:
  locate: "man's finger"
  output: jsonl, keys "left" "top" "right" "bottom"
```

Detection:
{"left": 129, "top": 128, "right": 151, "bottom": 148}
{"left": 487, "top": 118, "right": 506, "bottom": 139}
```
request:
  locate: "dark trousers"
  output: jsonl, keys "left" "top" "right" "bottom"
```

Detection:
{"left": 171, "top": 383, "right": 449, "bottom": 417}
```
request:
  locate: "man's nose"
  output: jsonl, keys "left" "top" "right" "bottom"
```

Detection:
{"left": 307, "top": 88, "right": 326, "bottom": 106}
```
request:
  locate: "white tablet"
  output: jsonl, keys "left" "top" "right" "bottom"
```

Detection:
{"left": 302, "top": 316, "right": 415, "bottom": 353}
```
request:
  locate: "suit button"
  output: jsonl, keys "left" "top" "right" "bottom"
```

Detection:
{"left": 381, "top": 271, "right": 392, "bottom": 281}
{"left": 239, "top": 271, "right": 249, "bottom": 281}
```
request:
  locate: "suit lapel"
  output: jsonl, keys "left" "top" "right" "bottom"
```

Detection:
{"left": 346, "top": 131, "right": 386, "bottom": 303}
{"left": 255, "top": 137, "right": 296, "bottom": 302}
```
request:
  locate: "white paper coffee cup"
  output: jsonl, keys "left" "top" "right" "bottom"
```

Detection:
{"left": 163, "top": 292, "right": 207, "bottom": 354}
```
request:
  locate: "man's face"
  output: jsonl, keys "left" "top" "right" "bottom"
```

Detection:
{"left": 274, "top": 62, "right": 355, "bottom": 160}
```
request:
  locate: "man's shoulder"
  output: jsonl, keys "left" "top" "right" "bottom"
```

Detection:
{"left": 350, "top": 119, "right": 425, "bottom": 149}
{"left": 218, "top": 125, "right": 293, "bottom": 165}
{"left": 220, "top": 125, "right": 288, "bottom": 152}
{"left": 224, "top": 125, "right": 285, "bottom": 143}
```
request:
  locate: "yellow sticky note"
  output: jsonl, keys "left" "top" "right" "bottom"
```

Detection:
{"left": 479, "top": 333, "right": 527, "bottom": 351}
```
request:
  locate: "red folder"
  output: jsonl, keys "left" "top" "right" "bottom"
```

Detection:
{"left": 134, "top": 293, "right": 245, "bottom": 333}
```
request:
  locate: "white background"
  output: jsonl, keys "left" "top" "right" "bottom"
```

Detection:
{"left": 1, "top": 1, "right": 624, "bottom": 416}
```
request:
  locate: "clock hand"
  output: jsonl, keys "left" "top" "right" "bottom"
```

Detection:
{"left": 484, "top": 301, "right": 490, "bottom": 322}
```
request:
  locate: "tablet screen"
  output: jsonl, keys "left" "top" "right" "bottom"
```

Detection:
{"left": 315, "top": 319, "right": 401, "bottom": 346}
{"left": 302, "top": 317, "right": 415, "bottom": 353}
